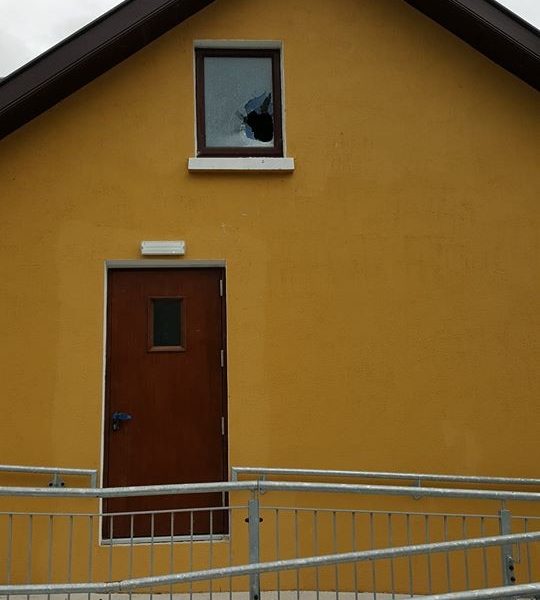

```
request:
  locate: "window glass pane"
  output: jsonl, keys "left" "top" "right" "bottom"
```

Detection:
{"left": 152, "top": 298, "right": 182, "bottom": 347}
{"left": 204, "top": 56, "right": 274, "bottom": 148}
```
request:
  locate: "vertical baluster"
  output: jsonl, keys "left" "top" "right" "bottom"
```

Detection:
{"left": 276, "top": 509, "right": 281, "bottom": 600}
{"left": 170, "top": 512, "right": 175, "bottom": 600}
{"left": 108, "top": 516, "right": 114, "bottom": 600}
{"left": 314, "top": 510, "right": 320, "bottom": 600}
{"left": 6, "top": 514, "right": 13, "bottom": 585}
{"left": 462, "top": 517, "right": 470, "bottom": 589}
{"left": 27, "top": 513, "right": 33, "bottom": 597}
{"left": 524, "top": 518, "right": 532, "bottom": 583}
{"left": 333, "top": 511, "right": 339, "bottom": 600}
{"left": 443, "top": 516, "right": 451, "bottom": 592}
{"left": 370, "top": 512, "right": 377, "bottom": 600}
{"left": 67, "top": 515, "right": 74, "bottom": 600}
{"left": 209, "top": 510, "right": 214, "bottom": 600}
{"left": 27, "top": 514, "right": 33, "bottom": 582}
{"left": 150, "top": 513, "right": 155, "bottom": 600}
{"left": 480, "top": 517, "right": 488, "bottom": 588}
{"left": 189, "top": 511, "right": 194, "bottom": 600}
{"left": 425, "top": 515, "right": 432, "bottom": 596}
{"left": 67, "top": 516, "right": 74, "bottom": 581}
{"left": 295, "top": 509, "right": 300, "bottom": 600}
{"left": 129, "top": 514, "right": 134, "bottom": 600}
{"left": 353, "top": 512, "right": 359, "bottom": 600}
{"left": 406, "top": 514, "right": 413, "bottom": 597}
{"left": 228, "top": 506, "right": 233, "bottom": 600}
{"left": 388, "top": 513, "right": 395, "bottom": 600}
{"left": 47, "top": 515, "right": 54, "bottom": 593}
{"left": 6, "top": 513, "right": 13, "bottom": 600}
{"left": 87, "top": 515, "right": 94, "bottom": 600}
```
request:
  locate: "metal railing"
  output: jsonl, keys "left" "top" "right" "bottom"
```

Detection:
{"left": 232, "top": 466, "right": 540, "bottom": 490}
{"left": 0, "top": 478, "right": 539, "bottom": 599}
{"left": 0, "top": 464, "right": 98, "bottom": 488}
{"left": 3, "top": 480, "right": 540, "bottom": 501}
{"left": 0, "top": 532, "right": 539, "bottom": 596}
{"left": 422, "top": 583, "right": 540, "bottom": 600}
{"left": 4, "top": 462, "right": 537, "bottom": 492}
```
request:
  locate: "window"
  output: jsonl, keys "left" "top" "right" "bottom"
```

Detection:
{"left": 195, "top": 48, "right": 283, "bottom": 158}
{"left": 148, "top": 297, "right": 185, "bottom": 352}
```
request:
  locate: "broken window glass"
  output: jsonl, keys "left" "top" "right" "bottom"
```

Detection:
{"left": 204, "top": 56, "right": 274, "bottom": 147}
{"left": 196, "top": 49, "right": 283, "bottom": 157}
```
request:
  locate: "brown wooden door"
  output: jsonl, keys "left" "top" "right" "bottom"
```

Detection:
{"left": 103, "top": 268, "right": 228, "bottom": 539}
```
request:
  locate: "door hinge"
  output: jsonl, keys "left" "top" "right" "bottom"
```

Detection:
{"left": 220, "top": 349, "right": 224, "bottom": 367}
{"left": 221, "top": 416, "right": 225, "bottom": 436}
{"left": 219, "top": 279, "right": 224, "bottom": 297}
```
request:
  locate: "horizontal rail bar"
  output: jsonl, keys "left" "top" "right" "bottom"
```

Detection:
{"left": 421, "top": 583, "right": 540, "bottom": 600}
{"left": 0, "top": 504, "right": 248, "bottom": 518}
{"left": 0, "top": 480, "right": 258, "bottom": 497}
{"left": 0, "top": 464, "right": 98, "bottom": 487}
{"left": 1, "top": 531, "right": 538, "bottom": 594}
{"left": 232, "top": 466, "right": 540, "bottom": 487}
{"left": 2, "top": 480, "right": 540, "bottom": 501}
{"left": 0, "top": 464, "right": 97, "bottom": 477}
{"left": 124, "top": 531, "right": 540, "bottom": 589}
{"left": 259, "top": 480, "right": 540, "bottom": 501}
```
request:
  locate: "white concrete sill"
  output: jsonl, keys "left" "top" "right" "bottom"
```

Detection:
{"left": 188, "top": 157, "right": 295, "bottom": 172}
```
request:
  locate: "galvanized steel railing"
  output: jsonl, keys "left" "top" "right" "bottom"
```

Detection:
{"left": 2, "top": 479, "right": 540, "bottom": 500}
{"left": 0, "top": 464, "right": 98, "bottom": 488}
{"left": 232, "top": 466, "right": 540, "bottom": 490}
{"left": 421, "top": 583, "right": 540, "bottom": 600}
{"left": 3, "top": 463, "right": 538, "bottom": 492}
{"left": 0, "top": 531, "right": 539, "bottom": 595}
{"left": 1, "top": 478, "right": 540, "bottom": 599}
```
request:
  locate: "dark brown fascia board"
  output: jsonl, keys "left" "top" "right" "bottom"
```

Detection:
{"left": 404, "top": 0, "right": 540, "bottom": 91}
{"left": 0, "top": 0, "right": 216, "bottom": 140}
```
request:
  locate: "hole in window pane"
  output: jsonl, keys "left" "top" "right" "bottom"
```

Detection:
{"left": 152, "top": 298, "right": 182, "bottom": 347}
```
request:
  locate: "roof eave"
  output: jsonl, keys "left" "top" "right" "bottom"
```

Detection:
{"left": 0, "top": 0, "right": 216, "bottom": 140}
{"left": 404, "top": 0, "right": 540, "bottom": 91}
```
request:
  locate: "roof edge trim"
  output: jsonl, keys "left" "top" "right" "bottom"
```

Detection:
{"left": 404, "top": 0, "right": 540, "bottom": 90}
{"left": 0, "top": 0, "right": 216, "bottom": 140}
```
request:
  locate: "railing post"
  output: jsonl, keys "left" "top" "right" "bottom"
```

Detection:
{"left": 248, "top": 491, "right": 261, "bottom": 600}
{"left": 499, "top": 506, "right": 516, "bottom": 585}
{"left": 48, "top": 473, "right": 64, "bottom": 488}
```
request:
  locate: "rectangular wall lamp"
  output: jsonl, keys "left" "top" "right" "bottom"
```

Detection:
{"left": 140, "top": 241, "right": 186, "bottom": 256}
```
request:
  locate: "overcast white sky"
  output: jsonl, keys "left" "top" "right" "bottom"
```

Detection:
{"left": 0, "top": 0, "right": 539, "bottom": 77}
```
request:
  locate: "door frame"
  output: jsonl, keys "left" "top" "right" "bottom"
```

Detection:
{"left": 99, "top": 260, "right": 229, "bottom": 544}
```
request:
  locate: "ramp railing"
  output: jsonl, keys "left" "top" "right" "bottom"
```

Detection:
{"left": 232, "top": 466, "right": 540, "bottom": 491}
{"left": 0, "top": 531, "right": 539, "bottom": 598}
{"left": 0, "top": 479, "right": 540, "bottom": 599}
{"left": 0, "top": 464, "right": 97, "bottom": 488}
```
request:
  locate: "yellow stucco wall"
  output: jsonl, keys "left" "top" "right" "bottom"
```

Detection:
{"left": 0, "top": 0, "right": 538, "bottom": 487}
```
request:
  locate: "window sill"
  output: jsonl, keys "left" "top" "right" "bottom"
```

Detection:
{"left": 188, "top": 157, "right": 295, "bottom": 172}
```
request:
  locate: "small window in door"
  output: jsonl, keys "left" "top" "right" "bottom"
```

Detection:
{"left": 148, "top": 297, "right": 185, "bottom": 352}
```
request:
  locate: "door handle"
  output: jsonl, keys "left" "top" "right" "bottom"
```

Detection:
{"left": 112, "top": 411, "right": 132, "bottom": 431}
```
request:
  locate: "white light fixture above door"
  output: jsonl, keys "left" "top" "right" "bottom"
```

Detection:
{"left": 140, "top": 241, "right": 186, "bottom": 256}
